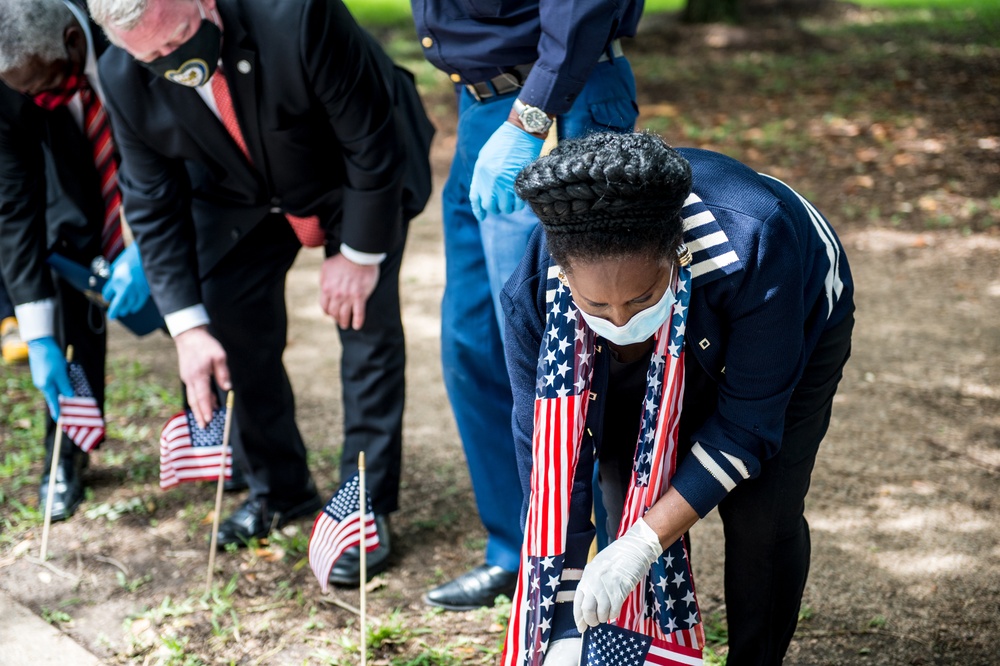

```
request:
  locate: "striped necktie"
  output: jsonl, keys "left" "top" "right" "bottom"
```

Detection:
{"left": 209, "top": 68, "right": 325, "bottom": 247}
{"left": 80, "top": 83, "right": 125, "bottom": 260}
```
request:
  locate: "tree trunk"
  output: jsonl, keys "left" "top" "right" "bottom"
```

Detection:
{"left": 682, "top": 0, "right": 829, "bottom": 23}
{"left": 682, "top": 0, "right": 742, "bottom": 23}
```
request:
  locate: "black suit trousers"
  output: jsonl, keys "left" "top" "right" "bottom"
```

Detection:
{"left": 43, "top": 274, "right": 107, "bottom": 468}
{"left": 716, "top": 311, "right": 854, "bottom": 666}
{"left": 199, "top": 213, "right": 405, "bottom": 515}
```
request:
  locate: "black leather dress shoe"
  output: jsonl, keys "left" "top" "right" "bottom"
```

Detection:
{"left": 38, "top": 452, "right": 87, "bottom": 522}
{"left": 328, "top": 514, "right": 391, "bottom": 586}
{"left": 423, "top": 564, "right": 518, "bottom": 611}
{"left": 216, "top": 491, "right": 322, "bottom": 550}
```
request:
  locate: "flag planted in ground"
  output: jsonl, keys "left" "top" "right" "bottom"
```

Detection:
{"left": 58, "top": 361, "right": 105, "bottom": 452}
{"left": 159, "top": 408, "right": 231, "bottom": 490}
{"left": 308, "top": 471, "right": 379, "bottom": 593}
{"left": 583, "top": 624, "right": 703, "bottom": 666}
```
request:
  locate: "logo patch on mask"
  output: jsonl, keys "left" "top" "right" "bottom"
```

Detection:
{"left": 164, "top": 59, "right": 210, "bottom": 87}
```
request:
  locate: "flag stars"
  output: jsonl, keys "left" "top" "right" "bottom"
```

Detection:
{"left": 672, "top": 571, "right": 686, "bottom": 587}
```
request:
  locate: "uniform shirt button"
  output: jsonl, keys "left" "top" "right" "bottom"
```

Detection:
{"left": 449, "top": 73, "right": 461, "bottom": 83}
{"left": 421, "top": 36, "right": 433, "bottom": 48}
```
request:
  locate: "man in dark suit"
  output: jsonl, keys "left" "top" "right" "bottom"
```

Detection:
{"left": 88, "top": 0, "right": 434, "bottom": 584}
{"left": 0, "top": 0, "right": 154, "bottom": 521}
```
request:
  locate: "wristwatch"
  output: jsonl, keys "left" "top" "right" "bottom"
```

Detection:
{"left": 513, "top": 98, "right": 554, "bottom": 135}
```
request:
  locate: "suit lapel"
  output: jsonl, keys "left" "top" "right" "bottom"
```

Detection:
{"left": 149, "top": 72, "right": 262, "bottom": 193}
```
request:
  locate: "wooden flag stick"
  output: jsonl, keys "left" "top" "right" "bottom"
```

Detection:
{"left": 205, "top": 390, "right": 235, "bottom": 593}
{"left": 359, "top": 451, "right": 367, "bottom": 666}
{"left": 40, "top": 345, "right": 73, "bottom": 561}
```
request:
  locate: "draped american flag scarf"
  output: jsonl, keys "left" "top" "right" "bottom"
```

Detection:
{"left": 502, "top": 252, "right": 704, "bottom": 666}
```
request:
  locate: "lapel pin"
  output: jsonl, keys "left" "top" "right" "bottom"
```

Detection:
{"left": 236, "top": 60, "right": 252, "bottom": 74}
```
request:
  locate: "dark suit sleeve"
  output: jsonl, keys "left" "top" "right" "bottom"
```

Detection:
{"left": 99, "top": 73, "right": 202, "bottom": 317}
{"left": 299, "top": 0, "right": 405, "bottom": 255}
{"left": 0, "top": 92, "right": 56, "bottom": 305}
{"left": 521, "top": 0, "right": 624, "bottom": 115}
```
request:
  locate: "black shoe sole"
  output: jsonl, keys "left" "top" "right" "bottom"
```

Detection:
{"left": 421, "top": 593, "right": 496, "bottom": 612}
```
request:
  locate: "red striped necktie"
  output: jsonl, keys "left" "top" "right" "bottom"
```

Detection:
{"left": 209, "top": 68, "right": 325, "bottom": 247}
{"left": 80, "top": 83, "right": 125, "bottom": 261}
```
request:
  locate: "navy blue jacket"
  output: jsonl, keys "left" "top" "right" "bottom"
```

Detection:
{"left": 412, "top": 0, "right": 643, "bottom": 115}
{"left": 501, "top": 148, "right": 854, "bottom": 641}
{"left": 503, "top": 147, "right": 855, "bottom": 524}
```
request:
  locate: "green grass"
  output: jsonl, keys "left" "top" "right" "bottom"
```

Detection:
{"left": 344, "top": 0, "right": 997, "bottom": 29}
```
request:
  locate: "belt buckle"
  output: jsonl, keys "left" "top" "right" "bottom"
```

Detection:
{"left": 466, "top": 84, "right": 483, "bottom": 102}
{"left": 491, "top": 72, "right": 522, "bottom": 96}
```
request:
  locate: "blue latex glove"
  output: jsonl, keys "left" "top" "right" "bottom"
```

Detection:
{"left": 27, "top": 337, "right": 73, "bottom": 420}
{"left": 101, "top": 243, "right": 150, "bottom": 320}
{"left": 469, "top": 121, "right": 544, "bottom": 222}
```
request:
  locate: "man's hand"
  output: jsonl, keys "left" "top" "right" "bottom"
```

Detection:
{"left": 469, "top": 121, "right": 544, "bottom": 222}
{"left": 26, "top": 336, "right": 73, "bottom": 419}
{"left": 173, "top": 326, "right": 230, "bottom": 428}
{"left": 101, "top": 243, "right": 151, "bottom": 319}
{"left": 574, "top": 518, "right": 663, "bottom": 633}
{"left": 319, "top": 253, "right": 379, "bottom": 330}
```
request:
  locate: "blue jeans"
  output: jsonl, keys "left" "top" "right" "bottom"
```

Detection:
{"left": 441, "top": 55, "right": 638, "bottom": 572}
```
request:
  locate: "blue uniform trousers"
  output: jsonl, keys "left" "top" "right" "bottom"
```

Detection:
{"left": 440, "top": 54, "right": 638, "bottom": 572}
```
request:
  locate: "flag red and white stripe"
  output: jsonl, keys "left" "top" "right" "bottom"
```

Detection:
{"left": 159, "top": 410, "right": 232, "bottom": 490}
{"left": 59, "top": 361, "right": 105, "bottom": 452}
{"left": 308, "top": 471, "right": 380, "bottom": 593}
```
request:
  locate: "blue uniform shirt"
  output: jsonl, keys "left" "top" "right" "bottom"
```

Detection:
{"left": 412, "top": 0, "right": 643, "bottom": 115}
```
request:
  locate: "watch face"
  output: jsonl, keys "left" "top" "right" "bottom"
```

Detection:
{"left": 522, "top": 107, "right": 552, "bottom": 133}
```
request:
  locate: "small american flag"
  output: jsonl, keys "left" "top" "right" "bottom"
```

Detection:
{"left": 308, "top": 471, "right": 379, "bottom": 593}
{"left": 58, "top": 361, "right": 105, "bottom": 452}
{"left": 584, "top": 624, "right": 703, "bottom": 666}
{"left": 159, "top": 408, "right": 232, "bottom": 490}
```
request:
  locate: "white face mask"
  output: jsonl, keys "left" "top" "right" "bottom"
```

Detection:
{"left": 577, "top": 283, "right": 676, "bottom": 346}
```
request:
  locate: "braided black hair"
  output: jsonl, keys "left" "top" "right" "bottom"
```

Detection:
{"left": 514, "top": 132, "right": 691, "bottom": 268}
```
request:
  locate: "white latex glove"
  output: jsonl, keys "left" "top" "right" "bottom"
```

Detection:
{"left": 574, "top": 518, "right": 662, "bottom": 633}
{"left": 544, "top": 637, "right": 582, "bottom": 665}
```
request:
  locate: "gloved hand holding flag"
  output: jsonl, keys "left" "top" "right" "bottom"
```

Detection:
{"left": 159, "top": 407, "right": 232, "bottom": 490}
{"left": 308, "top": 471, "right": 380, "bottom": 593}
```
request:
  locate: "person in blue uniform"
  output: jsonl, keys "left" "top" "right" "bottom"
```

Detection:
{"left": 501, "top": 132, "right": 855, "bottom": 664}
{"left": 413, "top": 0, "right": 644, "bottom": 611}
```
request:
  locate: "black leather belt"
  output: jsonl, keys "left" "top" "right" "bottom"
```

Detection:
{"left": 465, "top": 39, "right": 624, "bottom": 102}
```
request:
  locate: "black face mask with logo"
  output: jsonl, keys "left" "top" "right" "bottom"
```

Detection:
{"left": 141, "top": 9, "right": 222, "bottom": 87}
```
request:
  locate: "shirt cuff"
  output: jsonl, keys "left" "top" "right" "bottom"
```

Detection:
{"left": 671, "top": 442, "right": 753, "bottom": 518}
{"left": 339, "top": 243, "right": 386, "bottom": 266}
{"left": 14, "top": 299, "right": 57, "bottom": 341}
{"left": 164, "top": 304, "right": 211, "bottom": 338}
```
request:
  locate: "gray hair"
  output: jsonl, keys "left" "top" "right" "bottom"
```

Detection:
{"left": 0, "top": 0, "right": 76, "bottom": 72}
{"left": 87, "top": 0, "right": 151, "bottom": 34}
